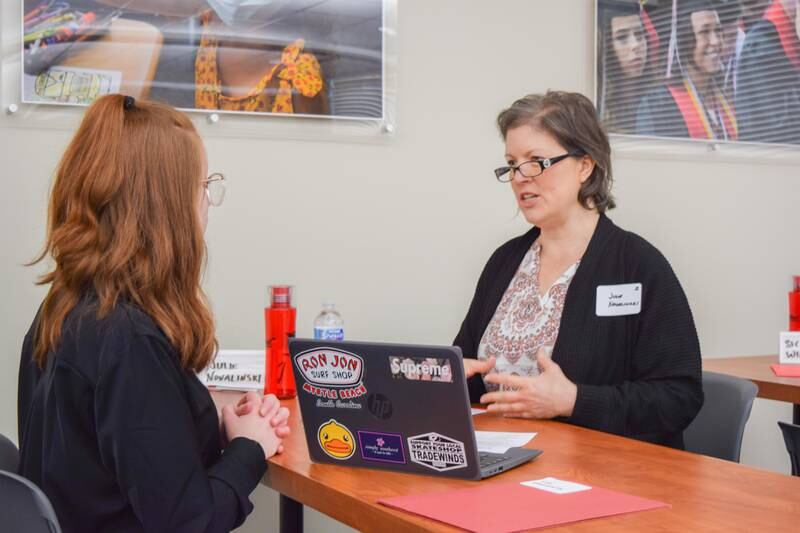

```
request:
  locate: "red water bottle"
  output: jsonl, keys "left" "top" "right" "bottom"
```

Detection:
{"left": 265, "top": 285, "right": 297, "bottom": 399}
{"left": 790, "top": 276, "right": 800, "bottom": 332}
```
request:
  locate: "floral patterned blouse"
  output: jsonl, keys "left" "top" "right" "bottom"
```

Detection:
{"left": 195, "top": 11, "right": 324, "bottom": 113}
{"left": 477, "top": 240, "right": 580, "bottom": 391}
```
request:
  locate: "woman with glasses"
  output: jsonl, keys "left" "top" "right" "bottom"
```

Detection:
{"left": 17, "top": 94, "right": 288, "bottom": 532}
{"left": 454, "top": 91, "right": 703, "bottom": 449}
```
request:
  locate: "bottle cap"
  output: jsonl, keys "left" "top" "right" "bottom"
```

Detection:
{"left": 268, "top": 285, "right": 293, "bottom": 308}
{"left": 794, "top": 276, "right": 800, "bottom": 292}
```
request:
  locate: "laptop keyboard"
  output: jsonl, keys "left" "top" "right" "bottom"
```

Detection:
{"left": 478, "top": 452, "right": 508, "bottom": 468}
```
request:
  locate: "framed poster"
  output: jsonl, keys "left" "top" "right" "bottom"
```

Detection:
{"left": 21, "top": 0, "right": 386, "bottom": 121}
{"left": 596, "top": 0, "right": 800, "bottom": 146}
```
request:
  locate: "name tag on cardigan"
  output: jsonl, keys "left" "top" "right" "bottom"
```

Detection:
{"left": 596, "top": 283, "right": 642, "bottom": 316}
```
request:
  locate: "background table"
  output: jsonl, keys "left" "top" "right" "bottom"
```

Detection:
{"left": 263, "top": 399, "right": 800, "bottom": 532}
{"left": 703, "top": 355, "right": 800, "bottom": 424}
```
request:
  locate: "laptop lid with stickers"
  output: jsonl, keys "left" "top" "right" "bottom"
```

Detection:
{"left": 289, "top": 338, "right": 485, "bottom": 480}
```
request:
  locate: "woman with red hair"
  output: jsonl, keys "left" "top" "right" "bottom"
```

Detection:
{"left": 17, "top": 94, "right": 289, "bottom": 532}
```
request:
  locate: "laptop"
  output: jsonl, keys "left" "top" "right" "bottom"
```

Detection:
{"left": 289, "top": 338, "right": 542, "bottom": 480}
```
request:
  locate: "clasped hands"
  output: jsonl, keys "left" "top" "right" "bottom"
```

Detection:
{"left": 220, "top": 391, "right": 291, "bottom": 459}
{"left": 465, "top": 350, "right": 578, "bottom": 419}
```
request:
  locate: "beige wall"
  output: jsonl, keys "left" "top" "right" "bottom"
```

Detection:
{"left": 2, "top": 1, "right": 798, "bottom": 532}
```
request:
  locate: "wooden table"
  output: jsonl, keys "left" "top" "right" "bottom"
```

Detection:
{"left": 263, "top": 399, "right": 800, "bottom": 532}
{"left": 703, "top": 355, "right": 800, "bottom": 424}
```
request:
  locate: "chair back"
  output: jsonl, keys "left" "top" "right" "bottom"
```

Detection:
{"left": 0, "top": 470, "right": 62, "bottom": 533}
{"left": 684, "top": 371, "right": 758, "bottom": 462}
{"left": 778, "top": 421, "right": 800, "bottom": 476}
{"left": 0, "top": 432, "right": 19, "bottom": 472}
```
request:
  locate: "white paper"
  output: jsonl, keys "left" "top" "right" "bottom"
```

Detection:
{"left": 596, "top": 283, "right": 642, "bottom": 316}
{"left": 23, "top": 67, "right": 122, "bottom": 105}
{"left": 780, "top": 332, "right": 800, "bottom": 364}
{"left": 474, "top": 431, "right": 536, "bottom": 453}
{"left": 521, "top": 477, "right": 592, "bottom": 494}
{"left": 197, "top": 349, "right": 265, "bottom": 391}
{"left": 471, "top": 408, "right": 487, "bottom": 415}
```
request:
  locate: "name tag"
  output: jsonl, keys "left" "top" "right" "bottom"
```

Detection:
{"left": 596, "top": 283, "right": 642, "bottom": 316}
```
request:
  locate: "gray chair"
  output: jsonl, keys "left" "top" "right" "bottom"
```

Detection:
{"left": 0, "top": 470, "right": 62, "bottom": 533}
{"left": 684, "top": 371, "right": 758, "bottom": 462}
{"left": 778, "top": 421, "right": 800, "bottom": 476}
{"left": 0, "top": 432, "right": 20, "bottom": 472}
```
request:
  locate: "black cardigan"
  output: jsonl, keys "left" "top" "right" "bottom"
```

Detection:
{"left": 18, "top": 295, "right": 266, "bottom": 533}
{"left": 454, "top": 214, "right": 703, "bottom": 449}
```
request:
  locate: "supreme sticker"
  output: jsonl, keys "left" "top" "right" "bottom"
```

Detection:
{"left": 358, "top": 431, "right": 405, "bottom": 464}
{"left": 407, "top": 432, "right": 468, "bottom": 472}
{"left": 388, "top": 356, "right": 453, "bottom": 383}
{"left": 295, "top": 347, "right": 367, "bottom": 401}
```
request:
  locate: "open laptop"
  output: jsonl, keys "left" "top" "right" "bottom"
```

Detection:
{"left": 288, "top": 338, "right": 542, "bottom": 480}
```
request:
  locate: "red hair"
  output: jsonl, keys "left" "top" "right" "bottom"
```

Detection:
{"left": 32, "top": 94, "right": 217, "bottom": 371}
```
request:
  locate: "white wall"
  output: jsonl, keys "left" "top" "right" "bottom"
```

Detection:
{"left": 1, "top": 1, "right": 798, "bottom": 532}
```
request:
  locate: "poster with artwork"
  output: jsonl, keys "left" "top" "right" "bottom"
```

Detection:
{"left": 22, "top": 0, "right": 385, "bottom": 119}
{"left": 596, "top": 0, "right": 800, "bottom": 145}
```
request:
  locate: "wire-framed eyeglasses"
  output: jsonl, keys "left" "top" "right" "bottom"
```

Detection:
{"left": 203, "top": 173, "right": 226, "bottom": 207}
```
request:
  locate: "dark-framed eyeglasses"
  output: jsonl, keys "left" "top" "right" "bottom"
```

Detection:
{"left": 493, "top": 152, "right": 584, "bottom": 182}
{"left": 203, "top": 173, "right": 226, "bottom": 207}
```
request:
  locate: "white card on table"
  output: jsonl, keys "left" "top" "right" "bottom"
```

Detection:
{"left": 521, "top": 477, "right": 592, "bottom": 494}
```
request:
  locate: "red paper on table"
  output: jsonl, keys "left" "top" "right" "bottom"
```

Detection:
{"left": 771, "top": 364, "right": 800, "bottom": 377}
{"left": 378, "top": 481, "right": 669, "bottom": 533}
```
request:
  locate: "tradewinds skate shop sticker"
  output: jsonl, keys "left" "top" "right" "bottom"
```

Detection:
{"left": 407, "top": 432, "right": 467, "bottom": 472}
{"left": 388, "top": 356, "right": 453, "bottom": 383}
{"left": 295, "top": 347, "right": 367, "bottom": 402}
{"left": 357, "top": 431, "right": 406, "bottom": 464}
{"left": 318, "top": 419, "right": 356, "bottom": 460}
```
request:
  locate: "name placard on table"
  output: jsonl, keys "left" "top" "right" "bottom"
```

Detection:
{"left": 197, "top": 349, "right": 265, "bottom": 391}
{"left": 780, "top": 332, "right": 800, "bottom": 365}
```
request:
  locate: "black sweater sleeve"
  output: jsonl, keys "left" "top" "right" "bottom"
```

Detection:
{"left": 94, "top": 331, "right": 266, "bottom": 533}
{"left": 567, "top": 238, "right": 703, "bottom": 443}
{"left": 453, "top": 248, "right": 501, "bottom": 359}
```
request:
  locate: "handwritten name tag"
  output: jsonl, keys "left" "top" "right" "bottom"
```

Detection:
{"left": 596, "top": 283, "right": 642, "bottom": 317}
{"left": 780, "top": 332, "right": 800, "bottom": 364}
{"left": 197, "top": 349, "right": 265, "bottom": 391}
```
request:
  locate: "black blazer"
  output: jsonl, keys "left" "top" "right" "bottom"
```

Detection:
{"left": 18, "top": 295, "right": 266, "bottom": 533}
{"left": 454, "top": 215, "right": 703, "bottom": 449}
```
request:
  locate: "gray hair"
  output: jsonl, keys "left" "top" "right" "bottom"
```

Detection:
{"left": 497, "top": 91, "right": 616, "bottom": 213}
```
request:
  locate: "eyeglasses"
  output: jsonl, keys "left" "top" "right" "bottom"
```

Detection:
{"left": 203, "top": 173, "right": 226, "bottom": 207}
{"left": 493, "top": 152, "right": 583, "bottom": 182}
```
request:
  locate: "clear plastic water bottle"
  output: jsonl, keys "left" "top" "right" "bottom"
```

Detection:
{"left": 314, "top": 302, "right": 344, "bottom": 340}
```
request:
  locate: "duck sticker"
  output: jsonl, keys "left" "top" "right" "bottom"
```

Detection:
{"left": 318, "top": 419, "right": 356, "bottom": 460}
